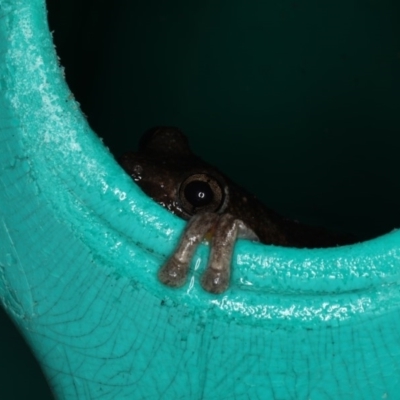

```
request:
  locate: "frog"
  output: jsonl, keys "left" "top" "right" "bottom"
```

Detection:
{"left": 119, "top": 127, "right": 356, "bottom": 294}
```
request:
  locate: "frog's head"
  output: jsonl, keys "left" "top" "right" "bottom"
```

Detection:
{"left": 119, "top": 127, "right": 229, "bottom": 219}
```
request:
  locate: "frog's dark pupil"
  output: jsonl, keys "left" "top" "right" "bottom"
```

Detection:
{"left": 184, "top": 180, "right": 214, "bottom": 207}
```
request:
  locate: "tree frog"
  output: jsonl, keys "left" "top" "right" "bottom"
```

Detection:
{"left": 119, "top": 127, "right": 356, "bottom": 294}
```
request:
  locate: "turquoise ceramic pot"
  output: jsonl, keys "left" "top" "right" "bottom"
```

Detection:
{"left": 1, "top": 1, "right": 400, "bottom": 399}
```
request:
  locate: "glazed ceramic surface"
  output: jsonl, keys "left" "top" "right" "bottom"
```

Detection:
{"left": 1, "top": 1, "right": 400, "bottom": 399}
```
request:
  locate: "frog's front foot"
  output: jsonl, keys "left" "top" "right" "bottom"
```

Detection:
{"left": 201, "top": 268, "right": 229, "bottom": 294}
{"left": 158, "top": 212, "right": 259, "bottom": 294}
{"left": 158, "top": 257, "right": 188, "bottom": 287}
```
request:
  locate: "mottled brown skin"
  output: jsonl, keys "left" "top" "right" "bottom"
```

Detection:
{"left": 120, "top": 127, "right": 355, "bottom": 249}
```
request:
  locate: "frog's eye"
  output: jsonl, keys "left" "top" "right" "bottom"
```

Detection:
{"left": 179, "top": 173, "right": 226, "bottom": 215}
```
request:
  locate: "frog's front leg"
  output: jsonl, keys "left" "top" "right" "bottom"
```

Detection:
{"left": 201, "top": 214, "right": 259, "bottom": 294}
{"left": 158, "top": 212, "right": 219, "bottom": 288}
{"left": 158, "top": 212, "right": 258, "bottom": 294}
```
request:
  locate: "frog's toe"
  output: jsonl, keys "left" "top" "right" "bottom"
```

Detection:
{"left": 158, "top": 257, "right": 188, "bottom": 287}
{"left": 201, "top": 268, "right": 230, "bottom": 294}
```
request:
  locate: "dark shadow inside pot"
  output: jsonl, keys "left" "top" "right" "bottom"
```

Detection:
{"left": 47, "top": 0, "right": 400, "bottom": 242}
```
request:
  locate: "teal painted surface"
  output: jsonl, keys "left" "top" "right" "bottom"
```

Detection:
{"left": 0, "top": 0, "right": 400, "bottom": 399}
